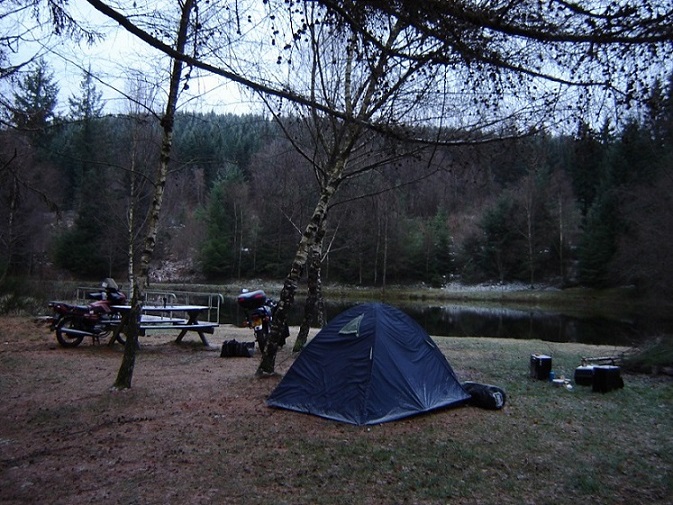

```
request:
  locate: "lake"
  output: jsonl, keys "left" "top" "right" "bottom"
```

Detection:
{"left": 220, "top": 296, "right": 671, "bottom": 347}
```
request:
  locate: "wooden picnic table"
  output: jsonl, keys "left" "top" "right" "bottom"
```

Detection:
{"left": 112, "top": 304, "right": 219, "bottom": 346}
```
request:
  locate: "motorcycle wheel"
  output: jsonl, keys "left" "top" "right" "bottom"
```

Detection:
{"left": 255, "top": 329, "right": 268, "bottom": 353}
{"left": 55, "top": 316, "right": 85, "bottom": 348}
{"left": 96, "top": 330, "right": 127, "bottom": 346}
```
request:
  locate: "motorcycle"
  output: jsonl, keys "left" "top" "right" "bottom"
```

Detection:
{"left": 236, "top": 289, "right": 288, "bottom": 352}
{"left": 48, "top": 278, "right": 127, "bottom": 348}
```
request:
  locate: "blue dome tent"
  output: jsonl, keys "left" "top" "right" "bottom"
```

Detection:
{"left": 267, "top": 303, "right": 472, "bottom": 425}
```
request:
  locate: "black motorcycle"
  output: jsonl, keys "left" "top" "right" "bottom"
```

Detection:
{"left": 48, "top": 278, "right": 127, "bottom": 347}
{"left": 236, "top": 289, "right": 288, "bottom": 352}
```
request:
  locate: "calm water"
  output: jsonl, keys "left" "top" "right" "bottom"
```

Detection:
{"left": 220, "top": 297, "right": 671, "bottom": 346}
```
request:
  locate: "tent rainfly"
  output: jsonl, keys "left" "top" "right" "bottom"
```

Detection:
{"left": 267, "top": 303, "right": 472, "bottom": 425}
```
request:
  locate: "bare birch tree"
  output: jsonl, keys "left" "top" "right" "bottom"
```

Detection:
{"left": 13, "top": 0, "right": 673, "bottom": 376}
{"left": 252, "top": 2, "right": 453, "bottom": 372}
{"left": 113, "top": 0, "right": 196, "bottom": 389}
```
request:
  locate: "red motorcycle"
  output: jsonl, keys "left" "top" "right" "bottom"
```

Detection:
{"left": 48, "top": 278, "right": 127, "bottom": 347}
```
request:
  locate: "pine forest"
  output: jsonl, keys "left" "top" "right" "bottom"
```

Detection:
{"left": 2, "top": 60, "right": 673, "bottom": 297}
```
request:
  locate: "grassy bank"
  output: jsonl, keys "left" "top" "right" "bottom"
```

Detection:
{"left": 321, "top": 283, "right": 657, "bottom": 317}
{"left": 276, "top": 336, "right": 672, "bottom": 504}
{"left": 432, "top": 337, "right": 672, "bottom": 503}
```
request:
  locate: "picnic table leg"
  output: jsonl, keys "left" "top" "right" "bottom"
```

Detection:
{"left": 197, "top": 331, "right": 210, "bottom": 346}
{"left": 108, "top": 311, "right": 126, "bottom": 347}
{"left": 175, "top": 328, "right": 210, "bottom": 346}
{"left": 175, "top": 328, "right": 188, "bottom": 344}
{"left": 109, "top": 325, "right": 122, "bottom": 347}
{"left": 174, "top": 310, "right": 210, "bottom": 346}
{"left": 109, "top": 311, "right": 140, "bottom": 349}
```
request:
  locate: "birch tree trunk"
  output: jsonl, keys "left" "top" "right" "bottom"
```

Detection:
{"left": 256, "top": 21, "right": 406, "bottom": 374}
{"left": 293, "top": 219, "right": 326, "bottom": 352}
{"left": 257, "top": 176, "right": 339, "bottom": 375}
{"left": 113, "top": 0, "right": 194, "bottom": 389}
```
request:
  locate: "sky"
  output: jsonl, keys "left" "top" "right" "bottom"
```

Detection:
{"left": 4, "top": 1, "right": 666, "bottom": 132}
{"left": 3, "top": 1, "right": 256, "bottom": 116}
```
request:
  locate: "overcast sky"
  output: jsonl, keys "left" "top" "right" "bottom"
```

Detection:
{"left": 3, "top": 1, "right": 255, "bottom": 116}
{"left": 4, "top": 1, "right": 664, "bottom": 132}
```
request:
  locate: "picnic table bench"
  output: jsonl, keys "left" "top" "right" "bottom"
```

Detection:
{"left": 112, "top": 304, "right": 219, "bottom": 346}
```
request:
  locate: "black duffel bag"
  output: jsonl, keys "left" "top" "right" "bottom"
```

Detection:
{"left": 461, "top": 381, "right": 507, "bottom": 410}
{"left": 220, "top": 339, "right": 255, "bottom": 358}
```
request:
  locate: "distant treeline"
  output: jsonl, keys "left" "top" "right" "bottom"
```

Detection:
{"left": 3, "top": 71, "right": 673, "bottom": 296}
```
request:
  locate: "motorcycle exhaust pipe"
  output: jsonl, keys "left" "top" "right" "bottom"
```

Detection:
{"left": 59, "top": 327, "right": 95, "bottom": 338}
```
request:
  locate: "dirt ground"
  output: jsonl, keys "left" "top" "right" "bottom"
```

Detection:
{"left": 0, "top": 316, "right": 338, "bottom": 504}
{"left": 3, "top": 316, "right": 671, "bottom": 505}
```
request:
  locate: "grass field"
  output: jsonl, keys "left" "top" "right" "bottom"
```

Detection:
{"left": 1, "top": 281, "right": 671, "bottom": 504}
{"left": 271, "top": 336, "right": 673, "bottom": 504}
{"left": 1, "top": 314, "right": 671, "bottom": 504}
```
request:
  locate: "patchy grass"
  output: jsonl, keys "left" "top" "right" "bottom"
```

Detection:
{"left": 0, "top": 317, "right": 671, "bottom": 505}
{"left": 273, "top": 336, "right": 673, "bottom": 505}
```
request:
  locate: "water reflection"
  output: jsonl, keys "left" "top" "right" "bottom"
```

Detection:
{"left": 220, "top": 298, "right": 667, "bottom": 346}
{"left": 408, "top": 304, "right": 641, "bottom": 346}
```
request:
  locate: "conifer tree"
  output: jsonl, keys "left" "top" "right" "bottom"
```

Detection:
{"left": 66, "top": 68, "right": 105, "bottom": 203}
{"left": 199, "top": 179, "right": 236, "bottom": 278}
{"left": 11, "top": 59, "right": 59, "bottom": 145}
{"left": 52, "top": 69, "right": 114, "bottom": 276}
{"left": 68, "top": 68, "right": 103, "bottom": 121}
{"left": 578, "top": 191, "right": 619, "bottom": 287}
